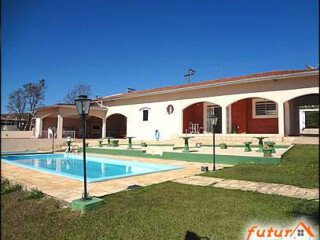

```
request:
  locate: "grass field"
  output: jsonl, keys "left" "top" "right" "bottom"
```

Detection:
{"left": 201, "top": 145, "right": 319, "bottom": 188}
{"left": 1, "top": 181, "right": 318, "bottom": 240}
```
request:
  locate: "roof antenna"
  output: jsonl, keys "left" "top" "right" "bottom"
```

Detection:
{"left": 127, "top": 88, "right": 135, "bottom": 93}
{"left": 184, "top": 68, "right": 196, "bottom": 83}
{"left": 305, "top": 64, "right": 315, "bottom": 70}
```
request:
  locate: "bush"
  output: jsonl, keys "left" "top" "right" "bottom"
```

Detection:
{"left": 1, "top": 179, "right": 22, "bottom": 195}
{"left": 293, "top": 199, "right": 319, "bottom": 219}
{"left": 25, "top": 188, "right": 44, "bottom": 200}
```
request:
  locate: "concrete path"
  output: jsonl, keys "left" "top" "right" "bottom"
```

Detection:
{"left": 173, "top": 176, "right": 319, "bottom": 200}
{"left": 290, "top": 136, "right": 319, "bottom": 145}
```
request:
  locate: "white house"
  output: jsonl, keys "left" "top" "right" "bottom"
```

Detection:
{"left": 34, "top": 69, "right": 319, "bottom": 143}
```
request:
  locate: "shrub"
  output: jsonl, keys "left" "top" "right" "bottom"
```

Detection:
{"left": 25, "top": 188, "right": 44, "bottom": 200}
{"left": 1, "top": 180, "right": 22, "bottom": 195}
{"left": 293, "top": 199, "right": 319, "bottom": 218}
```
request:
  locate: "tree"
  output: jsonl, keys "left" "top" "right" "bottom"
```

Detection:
{"left": 6, "top": 79, "right": 46, "bottom": 130}
{"left": 23, "top": 79, "right": 46, "bottom": 130}
{"left": 6, "top": 88, "right": 27, "bottom": 130}
{"left": 63, "top": 84, "right": 92, "bottom": 104}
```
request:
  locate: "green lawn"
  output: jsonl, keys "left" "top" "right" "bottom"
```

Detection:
{"left": 1, "top": 181, "right": 318, "bottom": 240}
{"left": 201, "top": 145, "right": 319, "bottom": 188}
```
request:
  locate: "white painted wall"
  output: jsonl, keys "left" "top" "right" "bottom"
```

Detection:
{"left": 33, "top": 74, "right": 319, "bottom": 140}
{"left": 103, "top": 75, "right": 318, "bottom": 140}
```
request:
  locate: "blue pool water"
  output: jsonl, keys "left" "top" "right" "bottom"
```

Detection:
{"left": 1, "top": 154, "right": 182, "bottom": 182}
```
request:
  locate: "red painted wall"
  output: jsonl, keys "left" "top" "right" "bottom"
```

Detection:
{"left": 231, "top": 99, "right": 278, "bottom": 133}
{"left": 42, "top": 117, "right": 57, "bottom": 131}
{"left": 183, "top": 102, "right": 203, "bottom": 133}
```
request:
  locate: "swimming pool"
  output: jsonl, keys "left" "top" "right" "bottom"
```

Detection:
{"left": 1, "top": 154, "right": 182, "bottom": 182}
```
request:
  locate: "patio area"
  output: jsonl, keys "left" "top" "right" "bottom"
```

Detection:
{"left": 85, "top": 141, "right": 292, "bottom": 164}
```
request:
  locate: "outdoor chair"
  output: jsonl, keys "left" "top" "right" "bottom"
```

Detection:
{"left": 244, "top": 142, "right": 252, "bottom": 152}
{"left": 112, "top": 140, "right": 119, "bottom": 147}
{"left": 264, "top": 141, "right": 276, "bottom": 153}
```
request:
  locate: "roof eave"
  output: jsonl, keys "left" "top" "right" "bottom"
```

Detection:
{"left": 99, "top": 70, "right": 319, "bottom": 102}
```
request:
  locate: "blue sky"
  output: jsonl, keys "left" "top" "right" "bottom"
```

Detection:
{"left": 2, "top": 0, "right": 318, "bottom": 113}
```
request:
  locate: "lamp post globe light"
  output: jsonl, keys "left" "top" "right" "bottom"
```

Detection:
{"left": 209, "top": 114, "right": 219, "bottom": 171}
{"left": 66, "top": 136, "right": 72, "bottom": 153}
{"left": 75, "top": 95, "right": 92, "bottom": 200}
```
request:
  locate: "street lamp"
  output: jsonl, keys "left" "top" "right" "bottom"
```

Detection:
{"left": 75, "top": 95, "right": 92, "bottom": 200}
{"left": 49, "top": 126, "right": 57, "bottom": 153}
{"left": 66, "top": 136, "right": 72, "bottom": 153}
{"left": 209, "top": 114, "right": 219, "bottom": 171}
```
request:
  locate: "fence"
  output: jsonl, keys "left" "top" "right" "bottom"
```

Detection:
{"left": 62, "top": 131, "right": 76, "bottom": 139}
{"left": 39, "top": 130, "right": 76, "bottom": 139}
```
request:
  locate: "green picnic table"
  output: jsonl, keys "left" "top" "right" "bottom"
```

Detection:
{"left": 105, "top": 137, "right": 113, "bottom": 147}
{"left": 126, "top": 137, "right": 136, "bottom": 150}
{"left": 254, "top": 136, "right": 268, "bottom": 152}
{"left": 180, "top": 136, "right": 194, "bottom": 152}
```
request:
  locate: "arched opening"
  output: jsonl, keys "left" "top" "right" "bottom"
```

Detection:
{"left": 86, "top": 116, "right": 102, "bottom": 138}
{"left": 229, "top": 97, "right": 278, "bottom": 134}
{"left": 106, "top": 114, "right": 127, "bottom": 138}
{"left": 41, "top": 115, "right": 57, "bottom": 138}
{"left": 284, "top": 94, "right": 319, "bottom": 136}
{"left": 183, "top": 102, "right": 222, "bottom": 134}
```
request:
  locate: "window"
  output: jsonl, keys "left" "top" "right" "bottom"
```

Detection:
{"left": 297, "top": 229, "right": 304, "bottom": 236}
{"left": 252, "top": 99, "right": 277, "bottom": 118}
{"left": 143, "top": 110, "right": 149, "bottom": 121}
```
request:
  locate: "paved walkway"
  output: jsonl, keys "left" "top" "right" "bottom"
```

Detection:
{"left": 290, "top": 136, "right": 319, "bottom": 145}
{"left": 173, "top": 176, "right": 319, "bottom": 200}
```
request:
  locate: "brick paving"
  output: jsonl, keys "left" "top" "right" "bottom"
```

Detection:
{"left": 173, "top": 176, "right": 319, "bottom": 200}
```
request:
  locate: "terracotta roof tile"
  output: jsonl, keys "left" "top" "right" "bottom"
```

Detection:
{"left": 97, "top": 69, "right": 317, "bottom": 101}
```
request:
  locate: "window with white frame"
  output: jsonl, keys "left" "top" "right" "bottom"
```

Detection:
{"left": 252, "top": 98, "right": 277, "bottom": 118}
{"left": 139, "top": 107, "right": 151, "bottom": 122}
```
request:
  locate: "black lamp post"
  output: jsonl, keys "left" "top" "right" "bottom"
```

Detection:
{"left": 209, "top": 114, "right": 219, "bottom": 171}
{"left": 75, "top": 95, "right": 92, "bottom": 200}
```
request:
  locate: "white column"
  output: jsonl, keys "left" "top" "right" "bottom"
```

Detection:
{"left": 299, "top": 109, "right": 305, "bottom": 132}
{"left": 221, "top": 106, "right": 228, "bottom": 134}
{"left": 278, "top": 102, "right": 285, "bottom": 136}
{"left": 57, "top": 115, "right": 63, "bottom": 139}
{"left": 35, "top": 118, "right": 43, "bottom": 138}
{"left": 102, "top": 118, "right": 106, "bottom": 138}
